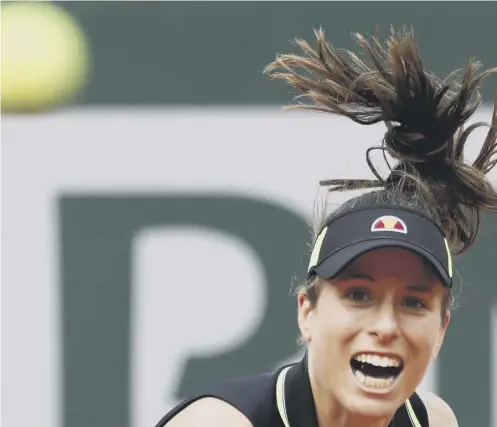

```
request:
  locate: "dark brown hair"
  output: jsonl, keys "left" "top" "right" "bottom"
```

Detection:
{"left": 265, "top": 28, "right": 497, "bottom": 312}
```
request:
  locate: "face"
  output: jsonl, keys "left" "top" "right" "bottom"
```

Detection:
{"left": 297, "top": 247, "right": 450, "bottom": 421}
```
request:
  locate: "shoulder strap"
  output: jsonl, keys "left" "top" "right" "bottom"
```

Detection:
{"left": 391, "top": 392, "right": 429, "bottom": 427}
{"left": 406, "top": 392, "right": 429, "bottom": 427}
{"left": 275, "top": 366, "right": 292, "bottom": 427}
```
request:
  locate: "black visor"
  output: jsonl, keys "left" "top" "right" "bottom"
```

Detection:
{"left": 307, "top": 206, "right": 453, "bottom": 287}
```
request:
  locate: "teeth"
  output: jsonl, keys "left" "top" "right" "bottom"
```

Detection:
{"left": 354, "top": 371, "right": 396, "bottom": 389}
{"left": 354, "top": 353, "right": 401, "bottom": 367}
{"left": 355, "top": 370, "right": 366, "bottom": 383}
{"left": 387, "top": 357, "right": 398, "bottom": 367}
{"left": 380, "top": 357, "right": 390, "bottom": 367}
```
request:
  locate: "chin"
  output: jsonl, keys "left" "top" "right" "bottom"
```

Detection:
{"left": 345, "top": 394, "right": 403, "bottom": 419}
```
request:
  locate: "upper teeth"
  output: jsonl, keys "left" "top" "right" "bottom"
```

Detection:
{"left": 354, "top": 354, "right": 401, "bottom": 367}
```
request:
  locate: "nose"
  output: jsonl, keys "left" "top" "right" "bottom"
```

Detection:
{"left": 368, "top": 302, "right": 400, "bottom": 342}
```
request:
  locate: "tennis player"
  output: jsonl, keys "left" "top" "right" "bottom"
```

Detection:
{"left": 156, "top": 28, "right": 497, "bottom": 427}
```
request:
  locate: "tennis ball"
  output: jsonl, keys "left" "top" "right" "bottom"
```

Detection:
{"left": 1, "top": 2, "right": 91, "bottom": 113}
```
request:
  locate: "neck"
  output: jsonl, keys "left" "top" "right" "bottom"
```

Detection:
{"left": 308, "top": 362, "right": 393, "bottom": 427}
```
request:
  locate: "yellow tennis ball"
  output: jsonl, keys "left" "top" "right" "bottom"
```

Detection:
{"left": 1, "top": 2, "right": 91, "bottom": 113}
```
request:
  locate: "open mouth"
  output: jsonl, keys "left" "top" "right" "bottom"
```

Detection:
{"left": 350, "top": 353, "right": 404, "bottom": 390}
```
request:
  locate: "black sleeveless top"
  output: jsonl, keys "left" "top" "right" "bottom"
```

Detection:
{"left": 155, "top": 356, "right": 429, "bottom": 427}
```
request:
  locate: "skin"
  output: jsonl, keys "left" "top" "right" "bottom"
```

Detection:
{"left": 165, "top": 397, "right": 253, "bottom": 427}
{"left": 165, "top": 247, "right": 459, "bottom": 427}
{"left": 297, "top": 247, "right": 455, "bottom": 427}
{"left": 420, "top": 391, "right": 460, "bottom": 427}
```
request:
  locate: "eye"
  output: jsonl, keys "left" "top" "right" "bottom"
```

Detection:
{"left": 403, "top": 297, "right": 426, "bottom": 309}
{"left": 346, "top": 289, "right": 372, "bottom": 302}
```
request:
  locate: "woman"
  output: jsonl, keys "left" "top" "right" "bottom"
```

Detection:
{"left": 156, "top": 28, "right": 497, "bottom": 427}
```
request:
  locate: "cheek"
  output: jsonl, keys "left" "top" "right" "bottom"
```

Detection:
{"left": 402, "top": 316, "right": 440, "bottom": 361}
{"left": 311, "top": 300, "right": 363, "bottom": 348}
{"left": 309, "top": 309, "right": 358, "bottom": 385}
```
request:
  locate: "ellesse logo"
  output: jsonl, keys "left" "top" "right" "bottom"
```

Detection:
{"left": 371, "top": 216, "right": 407, "bottom": 234}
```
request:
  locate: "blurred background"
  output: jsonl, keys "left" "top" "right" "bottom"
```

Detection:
{"left": 1, "top": 2, "right": 496, "bottom": 427}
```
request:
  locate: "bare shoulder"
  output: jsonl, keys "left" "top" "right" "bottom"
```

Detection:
{"left": 164, "top": 397, "right": 253, "bottom": 427}
{"left": 418, "top": 391, "right": 459, "bottom": 427}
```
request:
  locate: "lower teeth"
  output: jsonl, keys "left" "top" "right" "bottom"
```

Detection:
{"left": 354, "top": 370, "right": 395, "bottom": 389}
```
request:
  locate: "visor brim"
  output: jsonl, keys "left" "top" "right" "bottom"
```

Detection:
{"left": 312, "top": 239, "right": 451, "bottom": 287}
